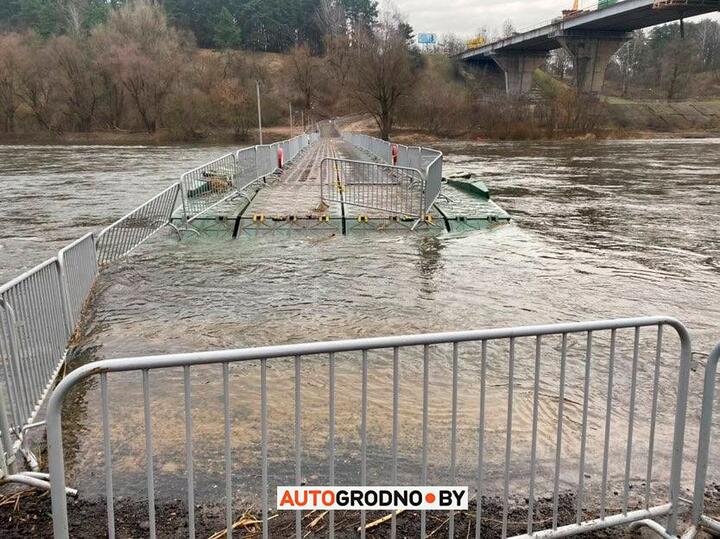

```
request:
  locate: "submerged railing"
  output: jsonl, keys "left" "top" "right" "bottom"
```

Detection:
{"left": 0, "top": 131, "right": 320, "bottom": 487}
{"left": 45, "top": 317, "right": 699, "bottom": 539}
{"left": 342, "top": 133, "right": 443, "bottom": 215}
{"left": 0, "top": 235, "right": 97, "bottom": 490}
{"left": 96, "top": 183, "right": 183, "bottom": 266}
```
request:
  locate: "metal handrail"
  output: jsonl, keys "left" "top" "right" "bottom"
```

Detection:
{"left": 181, "top": 134, "right": 315, "bottom": 223}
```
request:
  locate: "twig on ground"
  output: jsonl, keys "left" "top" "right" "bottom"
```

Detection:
{"left": 207, "top": 512, "right": 278, "bottom": 539}
{"left": 427, "top": 515, "right": 451, "bottom": 537}
{"left": 308, "top": 510, "right": 328, "bottom": 529}
{"left": 358, "top": 509, "right": 405, "bottom": 532}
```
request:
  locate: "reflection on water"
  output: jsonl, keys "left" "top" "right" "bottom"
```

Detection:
{"left": 2, "top": 139, "right": 720, "bottom": 509}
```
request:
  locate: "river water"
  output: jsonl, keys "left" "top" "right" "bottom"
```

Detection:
{"left": 1, "top": 139, "right": 719, "bottom": 511}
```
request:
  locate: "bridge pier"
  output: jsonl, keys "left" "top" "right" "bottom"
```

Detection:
{"left": 491, "top": 52, "right": 547, "bottom": 96}
{"left": 555, "top": 31, "right": 631, "bottom": 94}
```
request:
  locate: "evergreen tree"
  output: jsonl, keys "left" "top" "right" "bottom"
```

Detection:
{"left": 0, "top": 0, "right": 21, "bottom": 31}
{"left": 341, "top": 0, "right": 378, "bottom": 31}
{"left": 214, "top": 6, "right": 242, "bottom": 49}
{"left": 19, "top": 0, "right": 63, "bottom": 37}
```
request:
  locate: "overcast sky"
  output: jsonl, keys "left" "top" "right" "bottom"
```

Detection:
{"left": 386, "top": 0, "right": 719, "bottom": 40}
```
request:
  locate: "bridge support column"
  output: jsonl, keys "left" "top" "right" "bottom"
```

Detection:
{"left": 492, "top": 52, "right": 546, "bottom": 96}
{"left": 555, "top": 32, "right": 631, "bottom": 94}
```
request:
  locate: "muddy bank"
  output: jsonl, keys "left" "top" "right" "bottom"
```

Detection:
{"left": 0, "top": 486, "right": 681, "bottom": 538}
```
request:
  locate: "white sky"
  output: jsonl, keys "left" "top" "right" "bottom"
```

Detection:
{"left": 386, "top": 0, "right": 720, "bottom": 40}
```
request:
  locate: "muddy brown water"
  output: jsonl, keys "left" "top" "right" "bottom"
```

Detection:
{"left": 1, "top": 139, "right": 719, "bottom": 515}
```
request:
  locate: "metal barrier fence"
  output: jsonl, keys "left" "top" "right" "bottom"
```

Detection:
{"left": 0, "top": 131, "right": 320, "bottom": 489}
{"left": 182, "top": 134, "right": 313, "bottom": 222}
{"left": 1, "top": 236, "right": 98, "bottom": 486}
{"left": 423, "top": 148, "right": 443, "bottom": 210}
{"left": 181, "top": 153, "right": 237, "bottom": 220}
{"left": 95, "top": 183, "right": 182, "bottom": 266}
{"left": 683, "top": 342, "right": 720, "bottom": 538}
{"left": 320, "top": 158, "right": 425, "bottom": 217}
{"left": 58, "top": 233, "right": 97, "bottom": 331}
{"left": 343, "top": 132, "right": 444, "bottom": 214}
{"left": 46, "top": 316, "right": 692, "bottom": 539}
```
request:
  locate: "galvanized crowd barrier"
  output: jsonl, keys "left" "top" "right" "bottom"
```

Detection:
{"left": 320, "top": 157, "right": 425, "bottom": 217}
{"left": 342, "top": 132, "right": 444, "bottom": 215}
{"left": 95, "top": 183, "right": 183, "bottom": 266}
{"left": 46, "top": 316, "right": 693, "bottom": 539}
{"left": 1, "top": 131, "right": 320, "bottom": 490}
{"left": 57, "top": 234, "right": 98, "bottom": 330}
{"left": 1, "top": 235, "right": 98, "bottom": 489}
{"left": 182, "top": 134, "right": 314, "bottom": 222}
{"left": 682, "top": 342, "right": 720, "bottom": 538}
{"left": 181, "top": 153, "right": 237, "bottom": 220}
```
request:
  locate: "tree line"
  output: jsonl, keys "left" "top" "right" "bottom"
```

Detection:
{"left": 1, "top": 0, "right": 719, "bottom": 141}
{"left": 0, "top": 0, "right": 379, "bottom": 52}
{"left": 0, "top": 0, "right": 417, "bottom": 139}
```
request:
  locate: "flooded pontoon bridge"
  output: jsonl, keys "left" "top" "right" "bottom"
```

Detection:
{"left": 0, "top": 127, "right": 719, "bottom": 539}
{"left": 181, "top": 122, "right": 509, "bottom": 238}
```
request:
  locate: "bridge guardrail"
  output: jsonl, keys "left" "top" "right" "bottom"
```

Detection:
{"left": 46, "top": 317, "right": 692, "bottom": 539}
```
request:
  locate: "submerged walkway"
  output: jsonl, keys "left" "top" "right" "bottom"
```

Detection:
{"left": 187, "top": 132, "right": 510, "bottom": 236}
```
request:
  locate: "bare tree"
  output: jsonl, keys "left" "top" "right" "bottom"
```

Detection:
{"left": 614, "top": 33, "right": 643, "bottom": 97}
{"left": 662, "top": 40, "right": 689, "bottom": 100}
{"left": 0, "top": 33, "right": 22, "bottom": 133}
{"left": 440, "top": 33, "right": 465, "bottom": 56}
{"left": 16, "top": 40, "right": 61, "bottom": 132}
{"left": 50, "top": 35, "right": 99, "bottom": 131}
{"left": 351, "top": 20, "right": 416, "bottom": 140}
{"left": 316, "top": 0, "right": 346, "bottom": 38}
{"left": 289, "top": 45, "right": 319, "bottom": 111}
{"left": 547, "top": 48, "right": 572, "bottom": 81}
{"left": 62, "top": 0, "right": 84, "bottom": 37}
{"left": 501, "top": 19, "right": 516, "bottom": 39}
{"left": 93, "top": 0, "right": 185, "bottom": 133}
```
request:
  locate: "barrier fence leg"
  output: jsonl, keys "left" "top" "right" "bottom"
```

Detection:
{"left": 0, "top": 382, "right": 16, "bottom": 475}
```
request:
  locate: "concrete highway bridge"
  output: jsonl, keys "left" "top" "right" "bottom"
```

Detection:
{"left": 459, "top": 0, "right": 720, "bottom": 94}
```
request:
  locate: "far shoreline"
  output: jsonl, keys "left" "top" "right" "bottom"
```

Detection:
{"left": 0, "top": 126, "right": 719, "bottom": 148}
